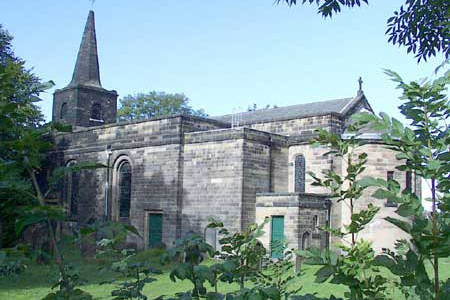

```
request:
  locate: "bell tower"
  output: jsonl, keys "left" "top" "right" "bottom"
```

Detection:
{"left": 52, "top": 10, "right": 117, "bottom": 128}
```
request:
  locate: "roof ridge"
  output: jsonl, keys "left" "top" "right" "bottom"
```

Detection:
{"left": 215, "top": 96, "right": 354, "bottom": 118}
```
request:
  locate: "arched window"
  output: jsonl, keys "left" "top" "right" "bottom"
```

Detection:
{"left": 301, "top": 232, "right": 310, "bottom": 250}
{"left": 312, "top": 215, "right": 319, "bottom": 233}
{"left": 60, "top": 103, "right": 68, "bottom": 119}
{"left": 294, "top": 155, "right": 306, "bottom": 192}
{"left": 91, "top": 103, "right": 102, "bottom": 120}
{"left": 64, "top": 161, "right": 78, "bottom": 218}
{"left": 118, "top": 161, "right": 132, "bottom": 218}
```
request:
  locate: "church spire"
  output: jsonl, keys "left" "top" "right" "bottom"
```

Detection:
{"left": 69, "top": 10, "right": 102, "bottom": 88}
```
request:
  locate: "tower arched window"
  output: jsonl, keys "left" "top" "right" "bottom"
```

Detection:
{"left": 294, "top": 154, "right": 306, "bottom": 193}
{"left": 91, "top": 103, "right": 102, "bottom": 120}
{"left": 60, "top": 103, "right": 68, "bottom": 119}
{"left": 118, "top": 161, "right": 132, "bottom": 218}
{"left": 64, "top": 161, "right": 79, "bottom": 219}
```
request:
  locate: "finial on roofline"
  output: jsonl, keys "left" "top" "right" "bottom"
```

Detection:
{"left": 90, "top": 0, "right": 96, "bottom": 10}
{"left": 358, "top": 76, "right": 363, "bottom": 95}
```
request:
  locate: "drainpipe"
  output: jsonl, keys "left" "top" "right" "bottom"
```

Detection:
{"left": 104, "top": 145, "right": 112, "bottom": 219}
{"left": 268, "top": 136, "right": 273, "bottom": 192}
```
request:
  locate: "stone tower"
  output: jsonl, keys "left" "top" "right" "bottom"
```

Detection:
{"left": 52, "top": 10, "right": 117, "bottom": 128}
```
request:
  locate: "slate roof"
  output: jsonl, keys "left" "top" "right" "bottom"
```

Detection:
{"left": 213, "top": 96, "right": 360, "bottom": 125}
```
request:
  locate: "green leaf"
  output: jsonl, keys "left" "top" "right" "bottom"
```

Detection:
{"left": 124, "top": 224, "right": 142, "bottom": 238}
{"left": 395, "top": 204, "right": 415, "bottom": 217}
{"left": 314, "top": 265, "right": 334, "bottom": 283}
{"left": 373, "top": 255, "right": 395, "bottom": 269}
{"left": 384, "top": 217, "right": 412, "bottom": 234}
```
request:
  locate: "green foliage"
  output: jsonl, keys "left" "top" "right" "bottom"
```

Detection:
{"left": 253, "top": 244, "right": 302, "bottom": 300}
{"left": 212, "top": 220, "right": 268, "bottom": 290}
{"left": 276, "top": 0, "right": 448, "bottom": 62}
{"left": 106, "top": 259, "right": 161, "bottom": 300}
{"left": 0, "top": 24, "right": 56, "bottom": 248}
{"left": 41, "top": 288, "right": 93, "bottom": 300}
{"left": 386, "top": 0, "right": 449, "bottom": 62}
{"left": 117, "top": 91, "right": 207, "bottom": 122}
{"left": 306, "top": 117, "right": 391, "bottom": 299}
{"left": 0, "top": 250, "right": 26, "bottom": 277}
{"left": 276, "top": 1, "right": 368, "bottom": 18}
{"left": 353, "top": 69, "right": 449, "bottom": 300}
{"left": 96, "top": 223, "right": 161, "bottom": 300}
{"left": 162, "top": 233, "right": 216, "bottom": 299}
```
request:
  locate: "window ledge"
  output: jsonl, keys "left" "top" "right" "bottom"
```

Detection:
{"left": 90, "top": 118, "right": 104, "bottom": 123}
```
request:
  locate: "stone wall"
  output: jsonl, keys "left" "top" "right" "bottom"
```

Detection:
{"left": 271, "top": 144, "right": 289, "bottom": 193}
{"left": 242, "top": 139, "right": 271, "bottom": 230}
{"left": 182, "top": 115, "right": 229, "bottom": 133}
{"left": 255, "top": 193, "right": 330, "bottom": 252}
{"left": 347, "top": 143, "right": 418, "bottom": 253}
{"left": 248, "top": 114, "right": 344, "bottom": 137}
{"left": 288, "top": 144, "right": 332, "bottom": 194}
{"left": 182, "top": 128, "right": 245, "bottom": 235}
{"left": 53, "top": 117, "right": 186, "bottom": 249}
{"left": 255, "top": 194, "right": 300, "bottom": 251}
{"left": 53, "top": 85, "right": 117, "bottom": 128}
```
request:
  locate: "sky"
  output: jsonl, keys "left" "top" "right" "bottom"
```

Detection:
{"left": 2, "top": 0, "right": 446, "bottom": 123}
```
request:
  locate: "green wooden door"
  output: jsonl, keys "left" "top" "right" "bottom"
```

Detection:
{"left": 271, "top": 216, "right": 284, "bottom": 259}
{"left": 148, "top": 214, "right": 163, "bottom": 248}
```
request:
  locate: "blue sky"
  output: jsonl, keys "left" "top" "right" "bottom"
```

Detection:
{"left": 1, "top": 0, "right": 446, "bottom": 122}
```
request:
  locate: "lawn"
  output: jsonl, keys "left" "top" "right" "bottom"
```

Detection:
{"left": 1, "top": 248, "right": 449, "bottom": 300}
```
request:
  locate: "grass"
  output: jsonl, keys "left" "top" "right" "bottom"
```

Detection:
{"left": 1, "top": 247, "right": 449, "bottom": 300}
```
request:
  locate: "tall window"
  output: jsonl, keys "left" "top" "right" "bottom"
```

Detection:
{"left": 91, "top": 103, "right": 102, "bottom": 120}
{"left": 301, "top": 232, "right": 310, "bottom": 250}
{"left": 406, "top": 171, "right": 412, "bottom": 192}
{"left": 294, "top": 155, "right": 306, "bottom": 192}
{"left": 60, "top": 103, "right": 68, "bottom": 119}
{"left": 312, "top": 215, "right": 319, "bottom": 233}
{"left": 118, "top": 162, "right": 132, "bottom": 218}
{"left": 65, "top": 161, "right": 79, "bottom": 218}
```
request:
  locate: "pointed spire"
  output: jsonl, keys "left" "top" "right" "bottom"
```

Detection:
{"left": 69, "top": 10, "right": 102, "bottom": 88}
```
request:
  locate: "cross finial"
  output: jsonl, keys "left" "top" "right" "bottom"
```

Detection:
{"left": 89, "top": 0, "right": 96, "bottom": 10}
{"left": 358, "top": 76, "right": 363, "bottom": 93}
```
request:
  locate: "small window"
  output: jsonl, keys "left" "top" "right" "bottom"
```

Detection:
{"left": 91, "top": 103, "right": 102, "bottom": 120}
{"left": 387, "top": 171, "right": 394, "bottom": 181}
{"left": 386, "top": 171, "right": 397, "bottom": 207}
{"left": 294, "top": 155, "right": 306, "bottom": 193}
{"left": 60, "top": 103, "right": 68, "bottom": 119}
{"left": 118, "top": 162, "right": 132, "bottom": 218}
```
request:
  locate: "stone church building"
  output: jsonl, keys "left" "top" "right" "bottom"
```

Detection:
{"left": 52, "top": 11, "right": 419, "bottom": 255}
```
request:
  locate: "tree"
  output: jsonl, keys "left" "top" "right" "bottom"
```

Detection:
{"left": 0, "top": 24, "right": 49, "bottom": 248}
{"left": 117, "top": 91, "right": 207, "bottom": 122}
{"left": 0, "top": 25, "right": 94, "bottom": 298}
{"left": 277, "top": 0, "right": 449, "bottom": 62}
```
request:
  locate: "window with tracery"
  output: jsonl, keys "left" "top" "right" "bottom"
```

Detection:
{"left": 118, "top": 162, "right": 132, "bottom": 218}
{"left": 294, "top": 154, "right": 306, "bottom": 193}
